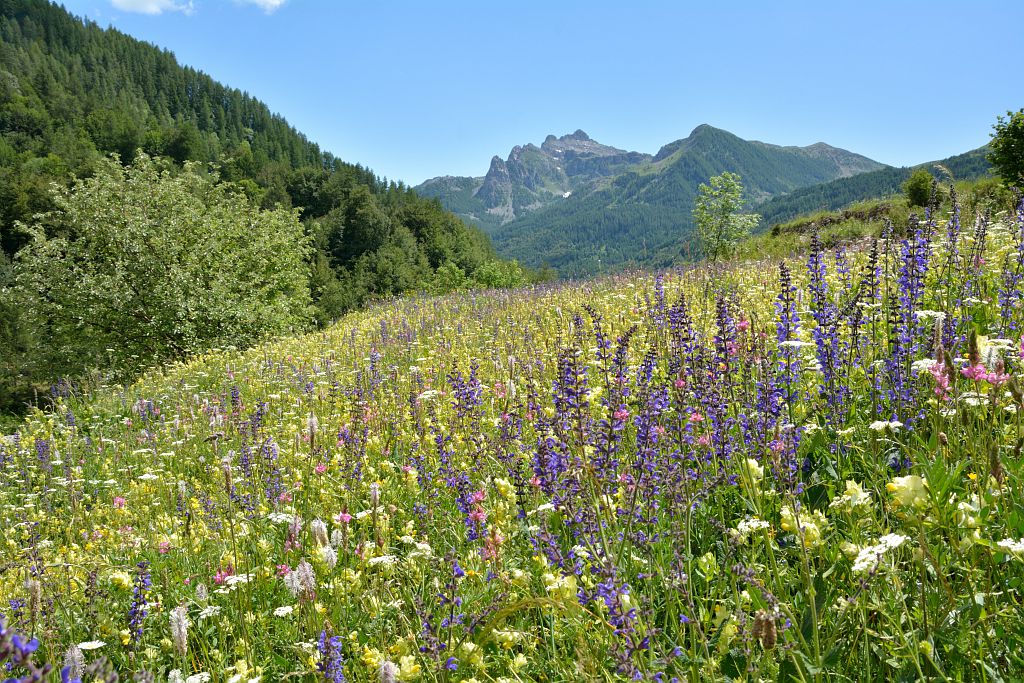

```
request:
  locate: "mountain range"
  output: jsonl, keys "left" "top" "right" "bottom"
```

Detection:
{"left": 415, "top": 126, "right": 988, "bottom": 276}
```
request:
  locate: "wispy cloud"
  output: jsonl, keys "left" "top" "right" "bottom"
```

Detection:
{"left": 111, "top": 0, "right": 194, "bottom": 15}
{"left": 236, "top": 0, "right": 287, "bottom": 13}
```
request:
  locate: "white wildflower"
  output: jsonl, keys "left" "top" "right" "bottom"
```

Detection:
{"left": 267, "top": 512, "right": 298, "bottom": 525}
{"left": 911, "top": 358, "right": 938, "bottom": 374}
{"left": 852, "top": 534, "right": 908, "bottom": 573}
{"left": 64, "top": 645, "right": 84, "bottom": 680}
{"left": 170, "top": 605, "right": 189, "bottom": 657}
{"left": 224, "top": 573, "right": 254, "bottom": 586}
{"left": 732, "top": 517, "right": 770, "bottom": 542}
{"left": 997, "top": 538, "right": 1024, "bottom": 554}
{"left": 913, "top": 310, "right": 946, "bottom": 322}
{"left": 320, "top": 544, "right": 338, "bottom": 569}
{"left": 528, "top": 503, "right": 556, "bottom": 516}
{"left": 197, "top": 605, "right": 222, "bottom": 620}
{"left": 379, "top": 660, "right": 399, "bottom": 683}
{"left": 310, "top": 519, "right": 330, "bottom": 547}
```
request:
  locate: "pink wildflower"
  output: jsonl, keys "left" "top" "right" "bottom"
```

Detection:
{"left": 929, "top": 362, "right": 950, "bottom": 399}
{"left": 985, "top": 369, "right": 1010, "bottom": 386}
{"left": 314, "top": 463, "right": 327, "bottom": 475}
{"left": 213, "top": 567, "right": 234, "bottom": 585}
{"left": 961, "top": 363, "right": 988, "bottom": 381}
{"left": 113, "top": 496, "right": 127, "bottom": 509}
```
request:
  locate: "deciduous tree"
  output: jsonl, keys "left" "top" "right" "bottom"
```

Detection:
{"left": 692, "top": 172, "right": 760, "bottom": 261}
{"left": 989, "top": 109, "right": 1024, "bottom": 186}
{"left": 15, "top": 153, "right": 312, "bottom": 380}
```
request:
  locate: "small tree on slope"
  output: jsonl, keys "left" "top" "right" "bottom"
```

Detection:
{"left": 692, "top": 171, "right": 760, "bottom": 262}
{"left": 989, "top": 109, "right": 1024, "bottom": 187}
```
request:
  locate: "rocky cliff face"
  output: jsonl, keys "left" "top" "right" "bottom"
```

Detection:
{"left": 416, "top": 130, "right": 652, "bottom": 227}
{"left": 475, "top": 155, "right": 512, "bottom": 207}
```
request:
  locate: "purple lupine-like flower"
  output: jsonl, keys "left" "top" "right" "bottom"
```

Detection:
{"left": 448, "top": 361, "right": 483, "bottom": 421}
{"left": 317, "top": 629, "right": 346, "bottom": 682}
{"left": 127, "top": 561, "right": 151, "bottom": 649}
{"left": 883, "top": 226, "right": 931, "bottom": 424}
{"left": 0, "top": 615, "right": 54, "bottom": 682}
{"left": 997, "top": 197, "right": 1024, "bottom": 334}
{"left": 806, "top": 234, "right": 848, "bottom": 421}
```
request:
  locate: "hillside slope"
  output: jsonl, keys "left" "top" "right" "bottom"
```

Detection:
{"left": 418, "top": 125, "right": 886, "bottom": 276}
{"left": 3, "top": 199, "right": 1023, "bottom": 680}
{"left": 756, "top": 146, "right": 992, "bottom": 227}
{"left": 0, "top": 0, "right": 504, "bottom": 418}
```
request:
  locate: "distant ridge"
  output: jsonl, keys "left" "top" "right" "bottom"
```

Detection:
{"left": 417, "top": 125, "right": 887, "bottom": 276}
{"left": 756, "top": 146, "right": 992, "bottom": 227}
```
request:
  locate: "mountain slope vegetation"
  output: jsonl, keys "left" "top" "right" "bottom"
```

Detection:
{"left": 2, "top": 195, "right": 1023, "bottom": 681}
{"left": 0, "top": 0, "right": 517, "bottom": 419}
{"left": 417, "top": 125, "right": 887, "bottom": 276}
{"left": 757, "top": 146, "right": 993, "bottom": 227}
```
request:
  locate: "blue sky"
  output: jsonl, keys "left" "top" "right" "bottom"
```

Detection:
{"left": 63, "top": 0, "right": 1024, "bottom": 186}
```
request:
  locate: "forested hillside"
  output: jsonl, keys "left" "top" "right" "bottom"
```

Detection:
{"left": 756, "top": 146, "right": 992, "bottom": 227}
{"left": 419, "top": 124, "right": 887, "bottom": 276}
{"left": 0, "top": 0, "right": 516, "bottom": 419}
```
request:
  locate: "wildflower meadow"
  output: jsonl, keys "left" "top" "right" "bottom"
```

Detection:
{"left": 3, "top": 194, "right": 1024, "bottom": 681}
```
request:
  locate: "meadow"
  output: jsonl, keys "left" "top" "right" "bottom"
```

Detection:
{"left": 2, "top": 195, "right": 1024, "bottom": 682}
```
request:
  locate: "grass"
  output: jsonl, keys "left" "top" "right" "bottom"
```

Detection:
{"left": 2, "top": 195, "right": 1024, "bottom": 682}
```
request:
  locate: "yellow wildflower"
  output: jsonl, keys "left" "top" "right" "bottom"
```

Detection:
{"left": 886, "top": 475, "right": 928, "bottom": 510}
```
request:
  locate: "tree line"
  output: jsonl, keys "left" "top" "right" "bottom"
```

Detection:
{"left": 0, "top": 0, "right": 534, "bottom": 422}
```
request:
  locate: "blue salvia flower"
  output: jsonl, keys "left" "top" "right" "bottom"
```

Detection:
{"left": 127, "top": 561, "right": 151, "bottom": 650}
{"left": 997, "top": 197, "right": 1024, "bottom": 334}
{"left": 806, "top": 234, "right": 848, "bottom": 421}
{"left": 317, "top": 629, "right": 346, "bottom": 682}
{"left": 0, "top": 615, "right": 53, "bottom": 682}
